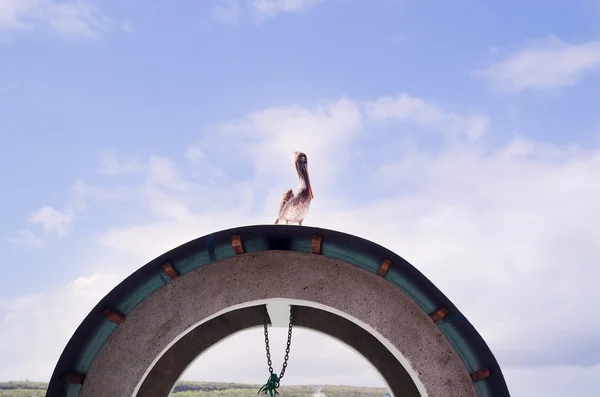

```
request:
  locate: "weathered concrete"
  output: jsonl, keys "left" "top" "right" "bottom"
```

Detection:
{"left": 79, "top": 251, "right": 476, "bottom": 397}
{"left": 136, "top": 305, "right": 421, "bottom": 397}
{"left": 137, "top": 306, "right": 266, "bottom": 397}
{"left": 288, "top": 306, "right": 421, "bottom": 396}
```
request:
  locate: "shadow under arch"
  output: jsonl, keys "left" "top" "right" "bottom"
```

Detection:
{"left": 45, "top": 225, "right": 511, "bottom": 397}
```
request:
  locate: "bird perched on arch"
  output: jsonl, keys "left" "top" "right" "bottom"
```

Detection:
{"left": 274, "top": 151, "right": 314, "bottom": 225}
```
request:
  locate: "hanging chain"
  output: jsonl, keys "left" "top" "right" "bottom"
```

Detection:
{"left": 259, "top": 305, "right": 293, "bottom": 397}
{"left": 263, "top": 306, "right": 293, "bottom": 382}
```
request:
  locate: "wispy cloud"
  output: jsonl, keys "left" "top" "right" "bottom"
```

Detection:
{"left": 28, "top": 206, "right": 75, "bottom": 238}
{"left": 0, "top": 0, "right": 111, "bottom": 38}
{"left": 476, "top": 35, "right": 600, "bottom": 93}
{"left": 7, "top": 229, "right": 42, "bottom": 247}
{"left": 210, "top": 0, "right": 326, "bottom": 25}
{"left": 210, "top": 0, "right": 243, "bottom": 25}
{"left": 98, "top": 150, "right": 143, "bottom": 176}
{"left": 6, "top": 204, "right": 78, "bottom": 246}
{"left": 0, "top": 271, "right": 122, "bottom": 380}
{"left": 364, "top": 93, "right": 489, "bottom": 141}
{"left": 249, "top": 0, "right": 325, "bottom": 21}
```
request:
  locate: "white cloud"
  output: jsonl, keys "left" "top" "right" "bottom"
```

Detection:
{"left": 476, "top": 35, "right": 600, "bottom": 93}
{"left": 1, "top": 92, "right": 598, "bottom": 397}
{"left": 0, "top": 0, "right": 110, "bottom": 38}
{"left": 7, "top": 229, "right": 42, "bottom": 247}
{"left": 210, "top": 0, "right": 243, "bottom": 25}
{"left": 28, "top": 205, "right": 74, "bottom": 239}
{"left": 0, "top": 0, "right": 34, "bottom": 30}
{"left": 186, "top": 146, "right": 230, "bottom": 185}
{"left": 98, "top": 151, "right": 142, "bottom": 176}
{"left": 9, "top": 186, "right": 89, "bottom": 245}
{"left": 210, "top": 0, "right": 325, "bottom": 24}
{"left": 146, "top": 155, "right": 192, "bottom": 191}
{"left": 503, "top": 364, "right": 600, "bottom": 397}
{"left": 205, "top": 97, "right": 363, "bottom": 187}
{"left": 364, "top": 93, "right": 489, "bottom": 140}
{"left": 0, "top": 272, "right": 122, "bottom": 381}
{"left": 70, "top": 179, "right": 132, "bottom": 202}
{"left": 249, "top": 0, "right": 325, "bottom": 21}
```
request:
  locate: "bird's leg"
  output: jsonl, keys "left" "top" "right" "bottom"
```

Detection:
{"left": 298, "top": 219, "right": 303, "bottom": 226}
{"left": 274, "top": 218, "right": 279, "bottom": 224}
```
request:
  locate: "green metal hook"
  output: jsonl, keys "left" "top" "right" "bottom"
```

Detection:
{"left": 258, "top": 373, "right": 280, "bottom": 397}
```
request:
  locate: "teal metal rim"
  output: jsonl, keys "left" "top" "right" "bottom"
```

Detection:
{"left": 46, "top": 224, "right": 510, "bottom": 397}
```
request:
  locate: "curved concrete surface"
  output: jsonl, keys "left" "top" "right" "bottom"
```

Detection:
{"left": 86, "top": 251, "right": 465, "bottom": 397}
{"left": 46, "top": 225, "right": 511, "bottom": 397}
{"left": 136, "top": 305, "right": 420, "bottom": 397}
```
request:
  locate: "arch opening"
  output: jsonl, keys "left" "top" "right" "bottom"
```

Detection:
{"left": 135, "top": 301, "right": 421, "bottom": 397}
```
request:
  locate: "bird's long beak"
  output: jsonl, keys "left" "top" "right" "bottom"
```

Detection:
{"left": 305, "top": 164, "right": 314, "bottom": 199}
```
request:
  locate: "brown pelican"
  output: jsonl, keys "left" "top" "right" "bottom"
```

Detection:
{"left": 274, "top": 151, "right": 314, "bottom": 225}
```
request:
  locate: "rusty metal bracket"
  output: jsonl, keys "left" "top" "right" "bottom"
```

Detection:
{"left": 161, "top": 261, "right": 179, "bottom": 280}
{"left": 102, "top": 308, "right": 125, "bottom": 325}
{"left": 430, "top": 307, "right": 449, "bottom": 322}
{"left": 312, "top": 235, "right": 322, "bottom": 254}
{"left": 62, "top": 372, "right": 85, "bottom": 384}
{"left": 231, "top": 234, "right": 244, "bottom": 254}
{"left": 377, "top": 258, "right": 392, "bottom": 277}
{"left": 470, "top": 368, "right": 491, "bottom": 382}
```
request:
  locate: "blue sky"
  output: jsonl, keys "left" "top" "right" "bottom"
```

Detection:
{"left": 2, "top": 0, "right": 600, "bottom": 395}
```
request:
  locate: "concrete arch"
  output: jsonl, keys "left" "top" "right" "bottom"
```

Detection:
{"left": 47, "top": 225, "right": 511, "bottom": 397}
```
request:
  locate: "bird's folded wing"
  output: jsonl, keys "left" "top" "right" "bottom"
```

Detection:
{"left": 278, "top": 189, "right": 294, "bottom": 215}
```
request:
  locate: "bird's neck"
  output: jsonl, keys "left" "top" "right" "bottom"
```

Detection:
{"left": 296, "top": 170, "right": 308, "bottom": 190}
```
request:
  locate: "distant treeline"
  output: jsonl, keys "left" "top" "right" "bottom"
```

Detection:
{"left": 0, "top": 380, "right": 389, "bottom": 397}
{"left": 0, "top": 381, "right": 47, "bottom": 397}
{"left": 0, "top": 382, "right": 46, "bottom": 390}
{"left": 172, "top": 382, "right": 262, "bottom": 392}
